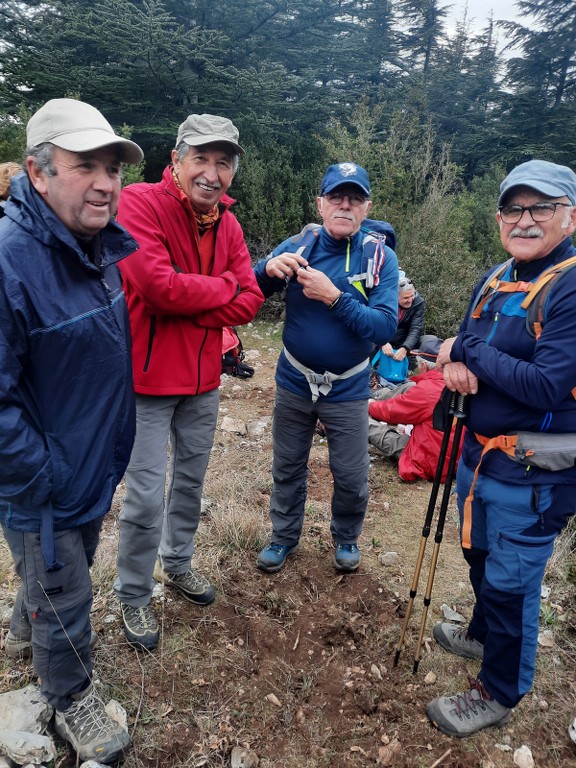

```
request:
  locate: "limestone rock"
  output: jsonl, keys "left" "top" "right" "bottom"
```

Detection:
{"left": 0, "top": 686, "right": 53, "bottom": 734}
{"left": 0, "top": 731, "right": 56, "bottom": 765}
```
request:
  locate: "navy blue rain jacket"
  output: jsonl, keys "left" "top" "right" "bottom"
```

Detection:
{"left": 0, "top": 173, "right": 137, "bottom": 567}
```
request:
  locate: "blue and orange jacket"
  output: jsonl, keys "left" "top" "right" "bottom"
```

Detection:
{"left": 451, "top": 236, "right": 576, "bottom": 485}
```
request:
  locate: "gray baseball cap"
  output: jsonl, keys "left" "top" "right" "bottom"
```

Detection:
{"left": 26, "top": 98, "right": 143, "bottom": 165}
{"left": 498, "top": 159, "right": 576, "bottom": 206}
{"left": 176, "top": 113, "right": 244, "bottom": 155}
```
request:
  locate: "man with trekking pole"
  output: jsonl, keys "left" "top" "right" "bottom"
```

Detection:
{"left": 426, "top": 160, "right": 576, "bottom": 737}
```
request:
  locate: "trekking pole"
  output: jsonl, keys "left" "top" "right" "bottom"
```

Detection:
{"left": 392, "top": 391, "right": 457, "bottom": 667}
{"left": 412, "top": 393, "right": 467, "bottom": 674}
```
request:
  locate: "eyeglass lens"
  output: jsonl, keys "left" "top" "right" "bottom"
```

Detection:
{"left": 499, "top": 203, "right": 570, "bottom": 224}
{"left": 326, "top": 192, "right": 367, "bottom": 206}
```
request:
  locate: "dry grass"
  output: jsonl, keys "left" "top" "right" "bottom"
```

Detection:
{"left": 1, "top": 319, "right": 576, "bottom": 767}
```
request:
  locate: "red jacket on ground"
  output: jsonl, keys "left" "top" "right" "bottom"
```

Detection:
{"left": 117, "top": 167, "right": 264, "bottom": 396}
{"left": 369, "top": 369, "right": 463, "bottom": 482}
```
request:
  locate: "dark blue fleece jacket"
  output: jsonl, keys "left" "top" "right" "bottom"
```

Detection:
{"left": 254, "top": 224, "right": 399, "bottom": 401}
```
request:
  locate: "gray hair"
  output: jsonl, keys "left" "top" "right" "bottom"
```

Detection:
{"left": 415, "top": 355, "right": 436, "bottom": 370}
{"left": 25, "top": 143, "right": 57, "bottom": 177}
{"left": 562, "top": 204, "right": 575, "bottom": 228}
{"left": 174, "top": 141, "right": 239, "bottom": 173}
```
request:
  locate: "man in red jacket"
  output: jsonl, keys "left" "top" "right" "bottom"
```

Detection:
{"left": 368, "top": 354, "right": 462, "bottom": 482}
{"left": 113, "top": 114, "right": 263, "bottom": 651}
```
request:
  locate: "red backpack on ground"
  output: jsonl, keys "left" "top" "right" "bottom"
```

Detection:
{"left": 221, "top": 327, "right": 254, "bottom": 378}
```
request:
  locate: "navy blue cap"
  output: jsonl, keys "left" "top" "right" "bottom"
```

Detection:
{"left": 499, "top": 160, "right": 576, "bottom": 206}
{"left": 320, "top": 163, "right": 370, "bottom": 197}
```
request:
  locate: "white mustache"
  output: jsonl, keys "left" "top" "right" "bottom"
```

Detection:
{"left": 333, "top": 212, "right": 355, "bottom": 222}
{"left": 510, "top": 225, "right": 544, "bottom": 238}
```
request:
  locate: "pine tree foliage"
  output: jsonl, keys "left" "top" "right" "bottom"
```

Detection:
{"left": 0, "top": 0, "right": 574, "bottom": 337}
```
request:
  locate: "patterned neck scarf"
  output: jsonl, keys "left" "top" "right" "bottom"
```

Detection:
{"left": 171, "top": 167, "right": 220, "bottom": 232}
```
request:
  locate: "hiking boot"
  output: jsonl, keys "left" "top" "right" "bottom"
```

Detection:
{"left": 333, "top": 543, "right": 360, "bottom": 572}
{"left": 433, "top": 622, "right": 484, "bottom": 660}
{"left": 256, "top": 543, "right": 297, "bottom": 573}
{"left": 5, "top": 628, "right": 98, "bottom": 660}
{"left": 54, "top": 684, "right": 130, "bottom": 764}
{"left": 121, "top": 604, "right": 159, "bottom": 651}
{"left": 426, "top": 676, "right": 512, "bottom": 738}
{"left": 153, "top": 560, "right": 215, "bottom": 606}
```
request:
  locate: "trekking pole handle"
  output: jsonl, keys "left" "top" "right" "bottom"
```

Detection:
{"left": 449, "top": 392, "right": 467, "bottom": 420}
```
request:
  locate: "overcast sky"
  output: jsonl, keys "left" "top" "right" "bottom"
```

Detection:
{"left": 445, "top": 0, "right": 521, "bottom": 49}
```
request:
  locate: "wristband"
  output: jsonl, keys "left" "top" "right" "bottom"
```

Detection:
{"left": 328, "top": 291, "right": 343, "bottom": 310}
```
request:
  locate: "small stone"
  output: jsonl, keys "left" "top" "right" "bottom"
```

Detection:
{"left": 537, "top": 629, "right": 555, "bottom": 647}
{"left": 230, "top": 745, "right": 259, "bottom": 768}
{"left": 220, "top": 416, "right": 247, "bottom": 435}
{"left": 537, "top": 699, "right": 549, "bottom": 710}
{"left": 370, "top": 664, "right": 382, "bottom": 681}
{"left": 264, "top": 693, "right": 281, "bottom": 708}
{"left": 513, "top": 745, "right": 534, "bottom": 768}
{"left": 378, "top": 551, "right": 399, "bottom": 566}
{"left": 377, "top": 738, "right": 401, "bottom": 767}
{"left": 423, "top": 671, "right": 437, "bottom": 685}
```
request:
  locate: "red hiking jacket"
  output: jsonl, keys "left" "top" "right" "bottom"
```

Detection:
{"left": 117, "top": 167, "right": 263, "bottom": 395}
{"left": 369, "top": 370, "right": 463, "bottom": 482}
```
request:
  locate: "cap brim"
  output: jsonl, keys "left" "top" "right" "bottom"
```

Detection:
{"left": 52, "top": 130, "right": 144, "bottom": 165}
{"left": 322, "top": 179, "right": 370, "bottom": 196}
{"left": 410, "top": 350, "right": 437, "bottom": 362}
{"left": 182, "top": 134, "right": 244, "bottom": 155}
{"left": 498, "top": 179, "right": 569, "bottom": 206}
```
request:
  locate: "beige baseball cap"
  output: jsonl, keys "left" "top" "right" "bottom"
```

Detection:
{"left": 176, "top": 113, "right": 244, "bottom": 155}
{"left": 26, "top": 98, "right": 144, "bottom": 165}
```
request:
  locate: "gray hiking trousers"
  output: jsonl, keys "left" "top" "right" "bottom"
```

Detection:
{"left": 368, "top": 417, "right": 409, "bottom": 459}
{"left": 3, "top": 520, "right": 102, "bottom": 711}
{"left": 114, "top": 390, "right": 219, "bottom": 607}
{"left": 269, "top": 385, "right": 370, "bottom": 547}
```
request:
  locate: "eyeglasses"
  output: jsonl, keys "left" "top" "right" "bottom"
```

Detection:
{"left": 498, "top": 202, "right": 572, "bottom": 224}
{"left": 325, "top": 192, "right": 368, "bottom": 207}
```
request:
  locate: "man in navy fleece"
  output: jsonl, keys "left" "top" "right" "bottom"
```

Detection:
{"left": 254, "top": 163, "right": 399, "bottom": 573}
{"left": 427, "top": 160, "right": 576, "bottom": 739}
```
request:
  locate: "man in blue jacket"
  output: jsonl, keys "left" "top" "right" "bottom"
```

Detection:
{"left": 254, "top": 163, "right": 399, "bottom": 573}
{"left": 0, "top": 99, "right": 143, "bottom": 764}
{"left": 427, "top": 160, "right": 576, "bottom": 738}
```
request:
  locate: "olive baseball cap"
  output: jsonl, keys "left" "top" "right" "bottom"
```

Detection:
{"left": 26, "top": 98, "right": 143, "bottom": 164}
{"left": 176, "top": 113, "right": 244, "bottom": 155}
{"left": 498, "top": 159, "right": 576, "bottom": 205}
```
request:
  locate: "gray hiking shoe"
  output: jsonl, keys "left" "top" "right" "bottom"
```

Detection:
{"left": 153, "top": 560, "right": 215, "bottom": 606}
{"left": 5, "top": 627, "right": 97, "bottom": 660}
{"left": 427, "top": 676, "right": 512, "bottom": 738}
{"left": 54, "top": 684, "right": 130, "bottom": 764}
{"left": 433, "top": 622, "right": 484, "bottom": 660}
{"left": 121, "top": 603, "right": 159, "bottom": 651}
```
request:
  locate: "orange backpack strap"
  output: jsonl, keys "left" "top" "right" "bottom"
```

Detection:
{"left": 461, "top": 434, "right": 519, "bottom": 549}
